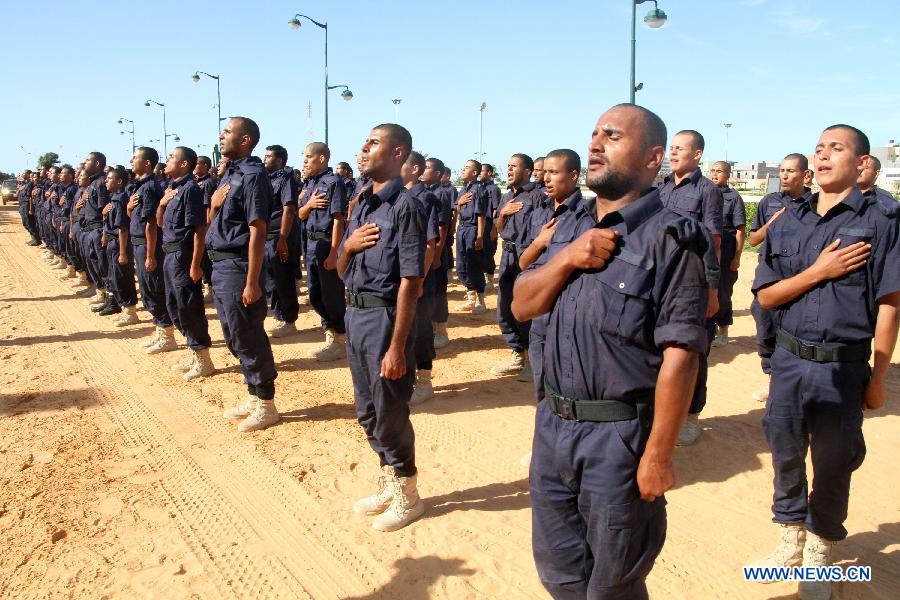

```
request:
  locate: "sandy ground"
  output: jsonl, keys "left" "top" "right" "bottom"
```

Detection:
{"left": 0, "top": 203, "right": 897, "bottom": 599}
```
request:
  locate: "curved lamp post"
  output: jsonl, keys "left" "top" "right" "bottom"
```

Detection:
{"left": 144, "top": 99, "right": 168, "bottom": 155}
{"left": 289, "top": 13, "right": 353, "bottom": 146}
{"left": 630, "top": 0, "right": 667, "bottom": 103}
{"left": 118, "top": 117, "right": 136, "bottom": 153}
{"left": 192, "top": 71, "right": 222, "bottom": 165}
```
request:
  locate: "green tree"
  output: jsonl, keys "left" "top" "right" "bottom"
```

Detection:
{"left": 37, "top": 152, "right": 60, "bottom": 168}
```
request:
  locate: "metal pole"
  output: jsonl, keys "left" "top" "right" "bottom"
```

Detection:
{"left": 630, "top": 0, "right": 637, "bottom": 104}
{"left": 216, "top": 77, "right": 222, "bottom": 136}
{"left": 724, "top": 124, "right": 731, "bottom": 162}
{"left": 479, "top": 109, "right": 483, "bottom": 162}
{"left": 163, "top": 105, "right": 168, "bottom": 157}
{"left": 324, "top": 23, "right": 329, "bottom": 146}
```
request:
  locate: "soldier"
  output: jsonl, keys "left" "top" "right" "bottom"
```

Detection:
{"left": 479, "top": 164, "right": 501, "bottom": 290}
{"left": 708, "top": 161, "right": 745, "bottom": 347}
{"left": 748, "top": 154, "right": 812, "bottom": 402}
{"left": 857, "top": 155, "right": 895, "bottom": 204}
{"left": 402, "top": 151, "right": 442, "bottom": 405}
{"left": 335, "top": 161, "right": 357, "bottom": 201}
{"left": 338, "top": 123, "right": 426, "bottom": 531}
{"left": 455, "top": 159, "right": 488, "bottom": 313}
{"left": 658, "top": 130, "right": 723, "bottom": 445}
{"left": 77, "top": 152, "right": 111, "bottom": 309}
{"left": 491, "top": 153, "right": 542, "bottom": 380}
{"left": 158, "top": 147, "right": 216, "bottom": 380}
{"left": 263, "top": 144, "right": 301, "bottom": 338}
{"left": 57, "top": 166, "right": 80, "bottom": 280}
{"left": 195, "top": 155, "right": 217, "bottom": 303}
{"left": 426, "top": 158, "right": 453, "bottom": 349}
{"left": 210, "top": 117, "right": 280, "bottom": 432}
{"left": 532, "top": 156, "right": 546, "bottom": 191}
{"left": 751, "top": 125, "right": 898, "bottom": 600}
{"left": 102, "top": 166, "right": 140, "bottom": 326}
{"left": 298, "top": 142, "right": 348, "bottom": 360}
{"left": 513, "top": 104, "right": 709, "bottom": 598}
{"left": 440, "top": 166, "right": 458, "bottom": 279}
{"left": 128, "top": 147, "right": 176, "bottom": 351}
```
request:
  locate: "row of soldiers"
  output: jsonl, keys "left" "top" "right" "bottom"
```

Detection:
{"left": 15, "top": 108, "right": 898, "bottom": 599}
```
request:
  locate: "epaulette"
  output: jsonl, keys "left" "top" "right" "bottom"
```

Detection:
{"left": 661, "top": 212, "right": 702, "bottom": 248}
{"left": 874, "top": 189, "right": 900, "bottom": 218}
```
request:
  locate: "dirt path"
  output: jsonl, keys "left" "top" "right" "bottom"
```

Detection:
{"left": 0, "top": 205, "right": 897, "bottom": 599}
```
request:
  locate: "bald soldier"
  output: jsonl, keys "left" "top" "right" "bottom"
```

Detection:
{"left": 514, "top": 104, "right": 709, "bottom": 598}
{"left": 708, "top": 161, "right": 745, "bottom": 347}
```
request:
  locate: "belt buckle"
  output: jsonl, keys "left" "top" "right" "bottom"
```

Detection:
{"left": 555, "top": 396, "right": 576, "bottom": 420}
{"left": 797, "top": 341, "right": 815, "bottom": 360}
{"left": 347, "top": 291, "right": 358, "bottom": 308}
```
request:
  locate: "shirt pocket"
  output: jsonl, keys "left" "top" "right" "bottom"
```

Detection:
{"left": 366, "top": 217, "right": 396, "bottom": 270}
{"left": 770, "top": 230, "right": 801, "bottom": 274}
{"left": 673, "top": 192, "right": 702, "bottom": 220}
{"left": 591, "top": 254, "right": 655, "bottom": 343}
{"left": 835, "top": 226, "right": 875, "bottom": 286}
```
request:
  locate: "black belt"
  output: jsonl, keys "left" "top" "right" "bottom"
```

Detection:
{"left": 502, "top": 240, "right": 516, "bottom": 252}
{"left": 81, "top": 221, "right": 102, "bottom": 232}
{"left": 266, "top": 232, "right": 280, "bottom": 241}
{"left": 776, "top": 329, "right": 870, "bottom": 363}
{"left": 346, "top": 291, "right": 395, "bottom": 309}
{"left": 308, "top": 228, "right": 332, "bottom": 241}
{"left": 545, "top": 385, "right": 640, "bottom": 422}
{"left": 208, "top": 248, "right": 248, "bottom": 262}
{"left": 162, "top": 241, "right": 189, "bottom": 254}
{"left": 458, "top": 219, "right": 476, "bottom": 227}
{"left": 131, "top": 235, "right": 146, "bottom": 246}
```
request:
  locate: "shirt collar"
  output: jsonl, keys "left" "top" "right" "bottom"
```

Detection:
{"left": 409, "top": 181, "right": 425, "bottom": 195}
{"left": 805, "top": 187, "right": 867, "bottom": 216}
{"left": 310, "top": 166, "right": 333, "bottom": 182}
{"left": 665, "top": 167, "right": 701, "bottom": 188}
{"left": 89, "top": 171, "right": 103, "bottom": 184}
{"left": 594, "top": 187, "right": 663, "bottom": 232}
{"left": 172, "top": 173, "right": 193, "bottom": 188}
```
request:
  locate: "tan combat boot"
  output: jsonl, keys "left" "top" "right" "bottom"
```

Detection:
{"left": 490, "top": 350, "right": 525, "bottom": 376}
{"left": 751, "top": 523, "right": 806, "bottom": 581}
{"left": 371, "top": 468, "right": 425, "bottom": 532}
{"left": 171, "top": 350, "right": 196, "bottom": 373}
{"left": 353, "top": 465, "right": 398, "bottom": 516}
{"left": 473, "top": 292, "right": 487, "bottom": 314}
{"left": 798, "top": 531, "right": 834, "bottom": 600}
{"left": 183, "top": 348, "right": 215, "bottom": 381}
{"left": 114, "top": 305, "right": 140, "bottom": 327}
{"left": 237, "top": 399, "right": 280, "bottom": 432}
{"left": 432, "top": 321, "right": 449, "bottom": 349}
{"left": 223, "top": 394, "right": 257, "bottom": 419}
{"left": 145, "top": 326, "right": 177, "bottom": 355}
{"left": 409, "top": 370, "right": 434, "bottom": 405}
{"left": 459, "top": 290, "right": 477, "bottom": 311}
{"left": 311, "top": 329, "right": 346, "bottom": 362}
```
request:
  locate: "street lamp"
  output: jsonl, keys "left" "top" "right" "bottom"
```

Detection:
{"left": 724, "top": 123, "right": 733, "bottom": 162}
{"left": 288, "top": 13, "right": 353, "bottom": 146}
{"left": 118, "top": 117, "right": 136, "bottom": 154}
{"left": 392, "top": 98, "right": 402, "bottom": 122}
{"left": 192, "top": 71, "right": 222, "bottom": 165}
{"left": 478, "top": 102, "right": 487, "bottom": 162}
{"left": 630, "top": 0, "right": 667, "bottom": 103}
{"left": 144, "top": 99, "right": 168, "bottom": 156}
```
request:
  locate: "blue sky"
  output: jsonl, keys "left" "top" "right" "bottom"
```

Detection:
{"left": 2, "top": 0, "right": 897, "bottom": 176}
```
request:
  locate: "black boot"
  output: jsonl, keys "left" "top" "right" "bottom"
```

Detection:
{"left": 98, "top": 299, "right": 122, "bottom": 316}
{"left": 91, "top": 293, "right": 113, "bottom": 313}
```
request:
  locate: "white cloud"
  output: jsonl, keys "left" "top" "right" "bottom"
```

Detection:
{"left": 774, "top": 5, "right": 824, "bottom": 36}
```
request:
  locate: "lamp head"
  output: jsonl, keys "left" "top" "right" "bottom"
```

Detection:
{"left": 479, "top": 102, "right": 487, "bottom": 111}
{"left": 288, "top": 17, "right": 301, "bottom": 29}
{"left": 192, "top": 73, "right": 200, "bottom": 83}
{"left": 341, "top": 89, "right": 353, "bottom": 101}
{"left": 144, "top": 101, "right": 151, "bottom": 107}
{"left": 644, "top": 8, "right": 667, "bottom": 28}
{"left": 117, "top": 118, "right": 123, "bottom": 124}
{"left": 174, "top": 136, "right": 180, "bottom": 142}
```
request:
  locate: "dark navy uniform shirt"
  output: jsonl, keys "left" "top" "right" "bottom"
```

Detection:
{"left": 81, "top": 172, "right": 109, "bottom": 225}
{"left": 162, "top": 173, "right": 206, "bottom": 245}
{"left": 205, "top": 156, "right": 272, "bottom": 252}
{"left": 753, "top": 188, "right": 900, "bottom": 345}
{"left": 426, "top": 183, "right": 453, "bottom": 229}
{"left": 441, "top": 181, "right": 459, "bottom": 210}
{"left": 342, "top": 177, "right": 356, "bottom": 204}
{"left": 129, "top": 175, "right": 163, "bottom": 238}
{"left": 456, "top": 180, "right": 488, "bottom": 225}
{"left": 351, "top": 176, "right": 372, "bottom": 204}
{"left": 483, "top": 181, "right": 502, "bottom": 219}
{"left": 408, "top": 182, "right": 441, "bottom": 242}
{"left": 720, "top": 186, "right": 746, "bottom": 232}
{"left": 499, "top": 181, "right": 542, "bottom": 252}
{"left": 112, "top": 190, "right": 131, "bottom": 234}
{"left": 536, "top": 188, "right": 710, "bottom": 402}
{"left": 751, "top": 188, "right": 813, "bottom": 233}
{"left": 300, "top": 167, "right": 347, "bottom": 234}
{"left": 268, "top": 167, "right": 300, "bottom": 236}
{"left": 104, "top": 190, "right": 127, "bottom": 235}
{"left": 340, "top": 176, "right": 426, "bottom": 300}
{"left": 196, "top": 174, "right": 216, "bottom": 208}
{"left": 59, "top": 183, "right": 77, "bottom": 220}
{"left": 659, "top": 168, "right": 723, "bottom": 237}
{"left": 523, "top": 189, "right": 583, "bottom": 250}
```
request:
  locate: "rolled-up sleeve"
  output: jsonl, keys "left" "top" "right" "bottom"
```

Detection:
{"left": 397, "top": 198, "right": 426, "bottom": 278}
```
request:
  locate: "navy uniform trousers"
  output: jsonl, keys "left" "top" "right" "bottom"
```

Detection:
{"left": 497, "top": 248, "right": 530, "bottom": 352}
{"left": 432, "top": 243, "right": 451, "bottom": 324}
{"left": 84, "top": 228, "right": 107, "bottom": 290}
{"left": 531, "top": 401, "right": 666, "bottom": 599}
{"left": 528, "top": 316, "right": 549, "bottom": 404}
{"left": 484, "top": 219, "right": 497, "bottom": 277}
{"left": 751, "top": 255, "right": 776, "bottom": 373}
{"left": 105, "top": 238, "right": 137, "bottom": 307}
{"left": 346, "top": 306, "right": 417, "bottom": 477}
{"left": 455, "top": 224, "right": 485, "bottom": 293}
{"left": 715, "top": 231, "right": 740, "bottom": 327}
{"left": 763, "top": 347, "right": 867, "bottom": 541}
{"left": 134, "top": 240, "right": 173, "bottom": 327}
{"left": 414, "top": 270, "right": 437, "bottom": 370}
{"left": 306, "top": 238, "right": 346, "bottom": 333}
{"left": 211, "top": 258, "right": 276, "bottom": 394}
{"left": 163, "top": 247, "right": 211, "bottom": 350}
{"left": 265, "top": 231, "right": 300, "bottom": 324}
